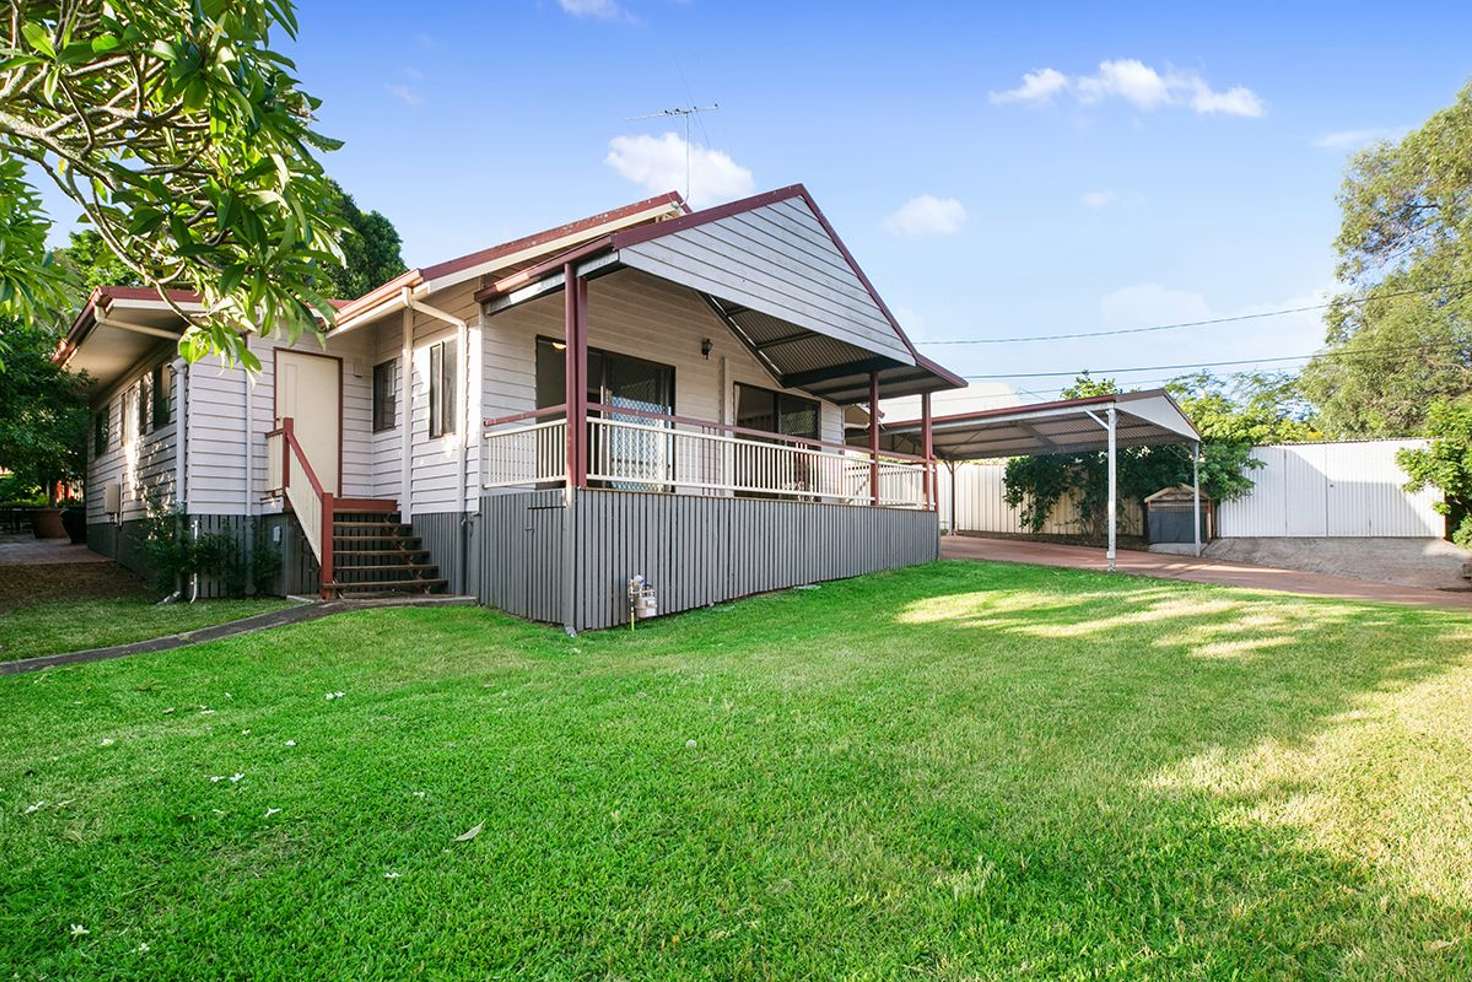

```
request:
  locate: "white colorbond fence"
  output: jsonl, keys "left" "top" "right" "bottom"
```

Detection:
{"left": 939, "top": 440, "right": 1443, "bottom": 540}
{"left": 1217, "top": 440, "right": 1442, "bottom": 538}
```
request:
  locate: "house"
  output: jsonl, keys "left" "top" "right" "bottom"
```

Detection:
{"left": 57, "top": 184, "right": 964, "bottom": 631}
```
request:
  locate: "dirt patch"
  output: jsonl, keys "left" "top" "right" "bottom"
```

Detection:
{"left": 0, "top": 562, "right": 155, "bottom": 612}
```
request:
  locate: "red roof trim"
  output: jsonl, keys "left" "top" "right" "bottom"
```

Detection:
{"left": 419, "top": 190, "right": 683, "bottom": 283}
{"left": 606, "top": 183, "right": 966, "bottom": 391}
{"left": 333, "top": 190, "right": 685, "bottom": 324}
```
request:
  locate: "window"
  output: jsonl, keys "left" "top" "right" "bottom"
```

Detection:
{"left": 93, "top": 408, "right": 109, "bottom": 456}
{"left": 151, "top": 363, "right": 172, "bottom": 428}
{"left": 735, "top": 384, "right": 820, "bottom": 439}
{"left": 122, "top": 386, "right": 137, "bottom": 446}
{"left": 534, "top": 336, "right": 675, "bottom": 416}
{"left": 372, "top": 359, "right": 397, "bottom": 433}
{"left": 428, "top": 340, "right": 457, "bottom": 438}
{"left": 138, "top": 372, "right": 152, "bottom": 437}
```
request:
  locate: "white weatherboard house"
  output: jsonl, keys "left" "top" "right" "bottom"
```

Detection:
{"left": 59, "top": 185, "right": 963, "bottom": 630}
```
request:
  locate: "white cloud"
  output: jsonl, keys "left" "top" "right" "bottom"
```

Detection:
{"left": 988, "top": 68, "right": 1069, "bottom": 105}
{"left": 386, "top": 84, "right": 422, "bottom": 107}
{"left": 1312, "top": 127, "right": 1406, "bottom": 150}
{"left": 559, "top": 0, "right": 625, "bottom": 18}
{"left": 884, "top": 195, "right": 968, "bottom": 237}
{"left": 991, "top": 59, "right": 1264, "bottom": 118}
{"left": 605, "top": 132, "right": 754, "bottom": 208}
{"left": 1081, "top": 190, "right": 1117, "bottom": 209}
{"left": 1076, "top": 59, "right": 1172, "bottom": 110}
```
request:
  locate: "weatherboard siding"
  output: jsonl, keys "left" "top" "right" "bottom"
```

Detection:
{"left": 84, "top": 354, "right": 179, "bottom": 524}
{"left": 479, "top": 267, "right": 844, "bottom": 468}
{"left": 617, "top": 197, "right": 912, "bottom": 364}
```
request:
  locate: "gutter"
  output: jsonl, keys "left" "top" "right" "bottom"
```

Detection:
{"left": 399, "top": 287, "right": 472, "bottom": 591}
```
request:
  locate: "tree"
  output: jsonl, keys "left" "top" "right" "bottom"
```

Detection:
{"left": 53, "top": 229, "right": 139, "bottom": 296}
{"left": 1300, "top": 83, "right": 1472, "bottom": 436}
{"left": 1397, "top": 397, "right": 1472, "bottom": 547}
{"left": 1002, "top": 373, "right": 1309, "bottom": 536}
{"left": 323, "top": 180, "right": 405, "bottom": 301}
{"left": 0, "top": 1, "right": 349, "bottom": 371}
{"left": 0, "top": 316, "right": 88, "bottom": 503}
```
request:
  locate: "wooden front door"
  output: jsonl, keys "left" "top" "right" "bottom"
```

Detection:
{"left": 275, "top": 349, "right": 341, "bottom": 495}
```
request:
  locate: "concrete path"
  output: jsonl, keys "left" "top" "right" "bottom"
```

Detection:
{"left": 1, "top": 594, "right": 477, "bottom": 676}
{"left": 941, "top": 535, "right": 1472, "bottom": 611}
{"left": 0, "top": 533, "right": 109, "bottom": 566}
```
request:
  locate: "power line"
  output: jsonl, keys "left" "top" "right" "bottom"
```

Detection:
{"left": 959, "top": 338, "right": 1470, "bottom": 380}
{"left": 919, "top": 279, "right": 1472, "bottom": 346}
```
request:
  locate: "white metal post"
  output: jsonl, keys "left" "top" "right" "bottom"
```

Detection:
{"left": 1106, "top": 407, "right": 1117, "bottom": 572}
{"left": 1192, "top": 441, "right": 1202, "bottom": 557}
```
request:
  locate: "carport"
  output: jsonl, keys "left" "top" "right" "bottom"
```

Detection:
{"left": 879, "top": 389, "right": 1203, "bottom": 569}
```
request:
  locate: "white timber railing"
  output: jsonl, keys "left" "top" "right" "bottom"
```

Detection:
{"left": 481, "top": 406, "right": 570, "bottom": 489}
{"left": 484, "top": 402, "right": 931, "bottom": 508}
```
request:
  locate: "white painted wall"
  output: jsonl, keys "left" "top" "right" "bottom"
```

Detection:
{"left": 480, "top": 267, "right": 845, "bottom": 490}
{"left": 84, "top": 352, "right": 178, "bottom": 524}
{"left": 1218, "top": 440, "right": 1443, "bottom": 538}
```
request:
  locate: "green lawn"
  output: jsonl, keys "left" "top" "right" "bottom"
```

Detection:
{"left": 3, "top": 561, "right": 1470, "bottom": 978}
{"left": 0, "top": 597, "right": 295, "bottom": 662}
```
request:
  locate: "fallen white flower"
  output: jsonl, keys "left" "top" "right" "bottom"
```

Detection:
{"left": 686, "top": 739, "right": 698, "bottom": 749}
{"left": 384, "top": 871, "right": 401, "bottom": 879}
{"left": 162, "top": 707, "right": 175, "bottom": 715}
{"left": 284, "top": 739, "right": 296, "bottom": 747}
{"left": 99, "top": 738, "right": 114, "bottom": 747}
{"left": 199, "top": 709, "right": 216, "bottom": 716}
{"left": 69, "top": 924, "right": 88, "bottom": 937}
{"left": 135, "top": 942, "right": 150, "bottom": 954}
{"left": 209, "top": 776, "right": 224, "bottom": 783}
{"left": 229, "top": 773, "right": 244, "bottom": 783}
{"left": 240, "top": 729, "right": 251, "bottom": 736}
{"left": 23, "top": 800, "right": 45, "bottom": 815}
{"left": 264, "top": 807, "right": 281, "bottom": 818}
{"left": 411, "top": 790, "right": 426, "bottom": 798}
{"left": 324, "top": 691, "right": 345, "bottom": 701}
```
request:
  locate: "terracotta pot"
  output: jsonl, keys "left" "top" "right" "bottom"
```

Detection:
{"left": 62, "top": 507, "right": 87, "bottom": 544}
{"left": 30, "top": 507, "right": 66, "bottom": 539}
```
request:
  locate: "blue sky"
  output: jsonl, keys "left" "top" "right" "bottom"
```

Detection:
{"left": 43, "top": 0, "right": 1472, "bottom": 402}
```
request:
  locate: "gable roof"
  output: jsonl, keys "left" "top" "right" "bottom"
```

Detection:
{"left": 476, "top": 184, "right": 966, "bottom": 400}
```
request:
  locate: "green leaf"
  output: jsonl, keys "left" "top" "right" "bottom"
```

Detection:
{"left": 21, "top": 21, "right": 56, "bottom": 58}
{"left": 91, "top": 34, "right": 122, "bottom": 54}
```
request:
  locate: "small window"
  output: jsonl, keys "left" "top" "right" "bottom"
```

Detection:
{"left": 122, "top": 386, "right": 137, "bottom": 446}
{"left": 138, "top": 372, "right": 152, "bottom": 437}
{"left": 152, "top": 363, "right": 172, "bottom": 428}
{"left": 372, "top": 359, "right": 397, "bottom": 433}
{"left": 428, "top": 340, "right": 457, "bottom": 438}
{"left": 93, "top": 409, "right": 109, "bottom": 456}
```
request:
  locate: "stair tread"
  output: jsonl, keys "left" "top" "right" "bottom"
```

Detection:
{"left": 332, "top": 548, "right": 431, "bottom": 557}
{"left": 335, "top": 564, "right": 440, "bottom": 572}
{"left": 331, "top": 578, "right": 447, "bottom": 590}
{"left": 333, "top": 521, "right": 410, "bottom": 529}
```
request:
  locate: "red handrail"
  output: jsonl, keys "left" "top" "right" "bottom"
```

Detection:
{"left": 482, "top": 403, "right": 569, "bottom": 429}
{"left": 584, "top": 401, "right": 930, "bottom": 462}
{"left": 274, "top": 417, "right": 334, "bottom": 597}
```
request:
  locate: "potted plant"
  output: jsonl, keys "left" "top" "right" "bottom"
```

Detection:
{"left": 62, "top": 503, "right": 87, "bottom": 543}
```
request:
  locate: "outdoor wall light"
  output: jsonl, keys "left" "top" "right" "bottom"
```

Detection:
{"left": 701, "top": 338, "right": 713, "bottom": 359}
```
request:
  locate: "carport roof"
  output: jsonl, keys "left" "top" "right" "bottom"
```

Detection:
{"left": 878, "top": 389, "right": 1201, "bottom": 460}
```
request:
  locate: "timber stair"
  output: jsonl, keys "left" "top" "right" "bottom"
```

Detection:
{"left": 327, "top": 508, "right": 446, "bottom": 599}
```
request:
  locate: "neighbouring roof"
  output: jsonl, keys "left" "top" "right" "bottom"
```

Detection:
{"left": 875, "top": 389, "right": 1201, "bottom": 460}
{"left": 475, "top": 184, "right": 966, "bottom": 404}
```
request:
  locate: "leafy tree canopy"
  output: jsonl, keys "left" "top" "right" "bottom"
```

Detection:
{"left": 323, "top": 180, "right": 406, "bottom": 301}
{"left": 1300, "top": 83, "right": 1472, "bottom": 436}
{"left": 1, "top": 0, "right": 349, "bottom": 372}
{"left": 1397, "top": 397, "right": 1472, "bottom": 547}
{"left": 0, "top": 316, "right": 88, "bottom": 502}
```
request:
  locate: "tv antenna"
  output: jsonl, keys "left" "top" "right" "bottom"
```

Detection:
{"left": 626, "top": 103, "right": 720, "bottom": 203}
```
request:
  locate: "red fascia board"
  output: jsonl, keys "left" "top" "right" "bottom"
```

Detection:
{"left": 472, "top": 236, "right": 615, "bottom": 303}
{"left": 420, "top": 190, "right": 685, "bottom": 283}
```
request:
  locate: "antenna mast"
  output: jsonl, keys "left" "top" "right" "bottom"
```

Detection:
{"left": 627, "top": 103, "right": 720, "bottom": 203}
